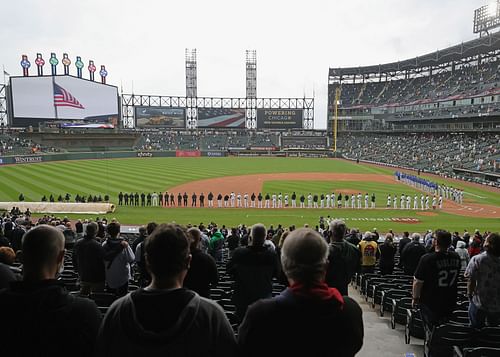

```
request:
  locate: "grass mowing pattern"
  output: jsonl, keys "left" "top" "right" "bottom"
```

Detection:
{"left": 0, "top": 157, "right": 499, "bottom": 233}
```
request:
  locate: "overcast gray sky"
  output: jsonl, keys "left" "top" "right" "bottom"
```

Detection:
{"left": 0, "top": 0, "right": 488, "bottom": 129}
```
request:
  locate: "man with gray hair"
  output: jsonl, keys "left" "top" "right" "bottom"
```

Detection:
{"left": 227, "top": 223, "right": 279, "bottom": 321}
{"left": 0, "top": 225, "right": 101, "bottom": 356}
{"left": 401, "top": 232, "right": 426, "bottom": 276}
{"left": 238, "top": 228, "right": 363, "bottom": 356}
{"left": 326, "top": 220, "right": 361, "bottom": 295}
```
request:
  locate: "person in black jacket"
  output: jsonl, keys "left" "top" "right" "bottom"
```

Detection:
{"left": 73, "top": 222, "right": 105, "bottom": 295}
{"left": 0, "top": 225, "right": 101, "bottom": 357}
{"left": 238, "top": 228, "right": 364, "bottom": 357}
{"left": 398, "top": 231, "right": 411, "bottom": 267}
{"left": 325, "top": 220, "right": 361, "bottom": 295}
{"left": 401, "top": 233, "right": 426, "bottom": 276}
{"left": 378, "top": 234, "right": 397, "bottom": 275}
{"left": 227, "top": 223, "right": 279, "bottom": 321}
{"left": 183, "top": 227, "right": 218, "bottom": 298}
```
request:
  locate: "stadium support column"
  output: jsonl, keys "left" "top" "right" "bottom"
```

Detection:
{"left": 186, "top": 48, "right": 198, "bottom": 129}
{"left": 333, "top": 87, "right": 341, "bottom": 154}
{"left": 0, "top": 84, "right": 7, "bottom": 126}
{"left": 246, "top": 50, "right": 257, "bottom": 129}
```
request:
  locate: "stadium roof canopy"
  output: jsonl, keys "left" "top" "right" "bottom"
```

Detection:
{"left": 329, "top": 32, "right": 500, "bottom": 77}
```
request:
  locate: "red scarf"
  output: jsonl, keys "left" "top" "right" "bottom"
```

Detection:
{"left": 289, "top": 282, "right": 344, "bottom": 309}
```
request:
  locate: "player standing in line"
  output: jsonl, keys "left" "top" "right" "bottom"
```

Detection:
{"left": 406, "top": 195, "right": 411, "bottom": 210}
{"left": 199, "top": 192, "right": 205, "bottom": 207}
{"left": 278, "top": 193, "right": 283, "bottom": 208}
{"left": 230, "top": 192, "right": 235, "bottom": 208}
{"left": 387, "top": 194, "right": 391, "bottom": 208}
{"left": 272, "top": 193, "right": 277, "bottom": 208}
{"left": 364, "top": 193, "right": 369, "bottom": 209}
{"left": 413, "top": 194, "right": 418, "bottom": 210}
{"left": 331, "top": 192, "right": 336, "bottom": 208}
{"left": 438, "top": 195, "right": 443, "bottom": 209}
{"left": 425, "top": 195, "right": 430, "bottom": 210}
{"left": 265, "top": 193, "right": 270, "bottom": 208}
{"left": 291, "top": 192, "right": 297, "bottom": 208}
{"left": 420, "top": 194, "right": 425, "bottom": 210}
{"left": 400, "top": 194, "right": 405, "bottom": 210}
{"left": 251, "top": 192, "right": 256, "bottom": 208}
{"left": 300, "top": 194, "right": 305, "bottom": 208}
{"left": 257, "top": 192, "right": 263, "bottom": 208}
{"left": 207, "top": 192, "right": 214, "bottom": 208}
{"left": 313, "top": 194, "right": 319, "bottom": 209}
{"left": 224, "top": 194, "right": 229, "bottom": 207}
{"left": 320, "top": 194, "right": 325, "bottom": 209}
{"left": 243, "top": 192, "right": 249, "bottom": 208}
{"left": 357, "top": 193, "right": 362, "bottom": 209}
{"left": 307, "top": 193, "right": 313, "bottom": 209}
{"left": 393, "top": 195, "right": 398, "bottom": 209}
{"left": 217, "top": 193, "right": 222, "bottom": 208}
{"left": 284, "top": 193, "right": 289, "bottom": 207}
{"left": 338, "top": 192, "right": 343, "bottom": 208}
{"left": 371, "top": 193, "right": 376, "bottom": 209}
{"left": 431, "top": 196, "right": 436, "bottom": 210}
{"left": 325, "top": 192, "right": 330, "bottom": 208}
{"left": 236, "top": 193, "right": 242, "bottom": 208}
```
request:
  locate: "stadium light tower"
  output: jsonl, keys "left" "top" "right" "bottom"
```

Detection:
{"left": 474, "top": 0, "right": 500, "bottom": 37}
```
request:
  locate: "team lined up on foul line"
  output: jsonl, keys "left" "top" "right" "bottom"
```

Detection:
{"left": 117, "top": 190, "right": 448, "bottom": 210}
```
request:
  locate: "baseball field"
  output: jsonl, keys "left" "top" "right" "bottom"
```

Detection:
{"left": 1, "top": 157, "right": 499, "bottom": 233}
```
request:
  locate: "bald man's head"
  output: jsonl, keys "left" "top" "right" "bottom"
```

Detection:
{"left": 22, "top": 225, "right": 65, "bottom": 275}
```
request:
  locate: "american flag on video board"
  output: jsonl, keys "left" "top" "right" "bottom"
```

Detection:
{"left": 53, "top": 83, "right": 84, "bottom": 109}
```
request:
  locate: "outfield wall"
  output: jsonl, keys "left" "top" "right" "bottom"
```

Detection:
{"left": 0, "top": 149, "right": 334, "bottom": 165}
{"left": 0, "top": 150, "right": 230, "bottom": 164}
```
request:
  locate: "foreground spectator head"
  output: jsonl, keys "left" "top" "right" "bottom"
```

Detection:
{"left": 86, "top": 222, "right": 98, "bottom": 237}
{"left": 187, "top": 227, "right": 202, "bottom": 250}
{"left": 329, "top": 220, "right": 346, "bottom": 242}
{"left": 435, "top": 229, "right": 452, "bottom": 250}
{"left": 146, "top": 222, "right": 158, "bottom": 235}
{"left": 363, "top": 231, "right": 373, "bottom": 241}
{"left": 484, "top": 232, "right": 500, "bottom": 256}
{"left": 0, "top": 247, "right": 16, "bottom": 265}
{"left": 411, "top": 233, "right": 421, "bottom": 242}
{"left": 21, "top": 225, "right": 65, "bottom": 280}
{"left": 250, "top": 223, "right": 267, "bottom": 246}
{"left": 281, "top": 228, "right": 329, "bottom": 284}
{"left": 106, "top": 222, "right": 120, "bottom": 238}
{"left": 145, "top": 224, "right": 191, "bottom": 283}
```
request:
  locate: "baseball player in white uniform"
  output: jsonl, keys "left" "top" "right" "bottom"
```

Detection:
{"left": 237, "top": 193, "right": 242, "bottom": 208}
{"left": 406, "top": 195, "right": 411, "bottom": 210}
{"left": 364, "top": 193, "right": 369, "bottom": 209}
{"left": 244, "top": 193, "right": 249, "bottom": 208}
{"left": 413, "top": 194, "right": 418, "bottom": 210}
{"left": 387, "top": 194, "right": 391, "bottom": 208}
{"left": 272, "top": 194, "right": 277, "bottom": 208}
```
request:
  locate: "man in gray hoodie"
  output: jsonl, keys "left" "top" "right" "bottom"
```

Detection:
{"left": 96, "top": 223, "right": 236, "bottom": 357}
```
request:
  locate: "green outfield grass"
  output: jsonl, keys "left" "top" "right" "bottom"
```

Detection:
{"left": 1, "top": 157, "right": 499, "bottom": 233}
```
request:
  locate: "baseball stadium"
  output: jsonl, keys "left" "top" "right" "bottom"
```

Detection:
{"left": 1, "top": 1, "right": 500, "bottom": 357}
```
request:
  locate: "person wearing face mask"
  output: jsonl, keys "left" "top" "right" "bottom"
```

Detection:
{"left": 0, "top": 225, "right": 101, "bottom": 356}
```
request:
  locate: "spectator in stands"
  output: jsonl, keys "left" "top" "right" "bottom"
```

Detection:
{"left": 208, "top": 230, "right": 225, "bottom": 262}
{"left": 468, "top": 231, "right": 483, "bottom": 258}
{"left": 401, "top": 233, "right": 426, "bottom": 276}
{"left": 378, "top": 233, "right": 397, "bottom": 275}
{"left": 73, "top": 222, "right": 106, "bottom": 295}
{"left": 183, "top": 227, "right": 219, "bottom": 298}
{"left": 0, "top": 225, "right": 101, "bottom": 357}
{"left": 9, "top": 219, "right": 26, "bottom": 253}
{"left": 238, "top": 228, "right": 364, "bottom": 357}
{"left": 413, "top": 229, "right": 461, "bottom": 328}
{"left": 227, "top": 223, "right": 279, "bottom": 321}
{"left": 226, "top": 227, "right": 240, "bottom": 258}
{"left": 398, "top": 231, "right": 411, "bottom": 267}
{"left": 465, "top": 232, "right": 500, "bottom": 328}
{"left": 0, "top": 246, "right": 20, "bottom": 288}
{"left": 358, "top": 232, "right": 378, "bottom": 274}
{"left": 96, "top": 223, "right": 236, "bottom": 356}
{"left": 325, "top": 220, "right": 361, "bottom": 296}
{"left": 455, "top": 240, "right": 470, "bottom": 271}
{"left": 102, "top": 222, "right": 135, "bottom": 296}
{"left": 75, "top": 219, "right": 84, "bottom": 238}
{"left": 134, "top": 222, "right": 158, "bottom": 286}
{"left": 62, "top": 222, "right": 77, "bottom": 249}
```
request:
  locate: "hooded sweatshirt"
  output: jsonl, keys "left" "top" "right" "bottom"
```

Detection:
{"left": 0, "top": 280, "right": 101, "bottom": 357}
{"left": 102, "top": 237, "right": 135, "bottom": 288}
{"left": 455, "top": 241, "right": 470, "bottom": 270}
{"left": 96, "top": 288, "right": 236, "bottom": 357}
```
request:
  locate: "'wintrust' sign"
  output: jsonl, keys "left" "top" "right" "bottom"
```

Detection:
{"left": 14, "top": 156, "right": 43, "bottom": 164}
